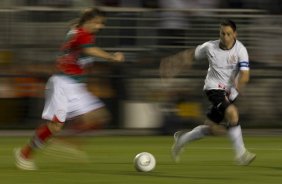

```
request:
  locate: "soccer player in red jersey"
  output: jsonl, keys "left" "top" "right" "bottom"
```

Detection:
{"left": 14, "top": 8, "right": 124, "bottom": 170}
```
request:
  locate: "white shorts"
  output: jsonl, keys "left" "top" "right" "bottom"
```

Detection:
{"left": 42, "top": 75, "right": 104, "bottom": 122}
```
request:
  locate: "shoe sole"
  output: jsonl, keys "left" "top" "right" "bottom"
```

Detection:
{"left": 237, "top": 154, "right": 256, "bottom": 166}
{"left": 171, "top": 131, "right": 185, "bottom": 163}
{"left": 14, "top": 148, "right": 37, "bottom": 171}
{"left": 244, "top": 154, "right": 256, "bottom": 166}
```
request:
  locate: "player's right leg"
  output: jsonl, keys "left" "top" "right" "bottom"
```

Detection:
{"left": 171, "top": 130, "right": 185, "bottom": 163}
{"left": 172, "top": 90, "right": 230, "bottom": 162}
{"left": 15, "top": 75, "right": 66, "bottom": 170}
{"left": 14, "top": 121, "right": 63, "bottom": 170}
{"left": 171, "top": 125, "right": 210, "bottom": 162}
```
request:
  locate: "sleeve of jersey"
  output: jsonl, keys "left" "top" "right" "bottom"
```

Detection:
{"left": 194, "top": 42, "right": 208, "bottom": 60}
{"left": 77, "top": 32, "right": 95, "bottom": 48}
{"left": 238, "top": 46, "right": 250, "bottom": 71}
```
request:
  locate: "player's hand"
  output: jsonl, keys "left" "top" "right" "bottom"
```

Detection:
{"left": 228, "top": 87, "right": 239, "bottom": 102}
{"left": 160, "top": 56, "right": 177, "bottom": 79}
{"left": 160, "top": 49, "right": 194, "bottom": 79}
{"left": 160, "top": 57, "right": 177, "bottom": 87}
{"left": 113, "top": 52, "right": 125, "bottom": 62}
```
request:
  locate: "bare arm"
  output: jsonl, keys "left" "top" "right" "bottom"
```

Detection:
{"left": 83, "top": 47, "right": 124, "bottom": 62}
{"left": 160, "top": 48, "right": 195, "bottom": 78}
{"left": 236, "top": 70, "right": 250, "bottom": 92}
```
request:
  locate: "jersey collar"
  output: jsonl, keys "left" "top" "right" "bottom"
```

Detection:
{"left": 219, "top": 39, "right": 236, "bottom": 50}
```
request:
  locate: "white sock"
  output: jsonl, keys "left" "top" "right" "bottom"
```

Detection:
{"left": 228, "top": 125, "right": 246, "bottom": 157}
{"left": 178, "top": 125, "right": 210, "bottom": 147}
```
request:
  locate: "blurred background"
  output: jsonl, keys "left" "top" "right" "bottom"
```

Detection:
{"left": 0, "top": 0, "right": 281, "bottom": 134}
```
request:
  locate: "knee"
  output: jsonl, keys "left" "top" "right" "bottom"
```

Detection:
{"left": 225, "top": 104, "right": 239, "bottom": 126}
{"left": 84, "top": 108, "right": 112, "bottom": 125}
{"left": 47, "top": 121, "right": 64, "bottom": 134}
{"left": 194, "top": 125, "right": 211, "bottom": 135}
{"left": 204, "top": 120, "right": 226, "bottom": 135}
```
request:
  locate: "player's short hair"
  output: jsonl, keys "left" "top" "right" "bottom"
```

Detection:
{"left": 77, "top": 7, "right": 105, "bottom": 26}
{"left": 220, "top": 19, "right": 237, "bottom": 32}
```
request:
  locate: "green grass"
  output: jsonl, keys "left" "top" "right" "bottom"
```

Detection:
{"left": 0, "top": 135, "right": 282, "bottom": 184}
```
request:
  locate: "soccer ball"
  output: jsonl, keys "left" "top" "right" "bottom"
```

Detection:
{"left": 134, "top": 152, "right": 156, "bottom": 172}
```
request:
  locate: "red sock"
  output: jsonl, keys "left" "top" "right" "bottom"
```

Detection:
{"left": 21, "top": 124, "right": 53, "bottom": 159}
{"left": 35, "top": 124, "right": 53, "bottom": 142}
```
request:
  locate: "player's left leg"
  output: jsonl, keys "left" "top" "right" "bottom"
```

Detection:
{"left": 205, "top": 89, "right": 255, "bottom": 165}
{"left": 225, "top": 104, "right": 256, "bottom": 165}
{"left": 74, "top": 107, "right": 111, "bottom": 132}
{"left": 39, "top": 107, "right": 111, "bottom": 165}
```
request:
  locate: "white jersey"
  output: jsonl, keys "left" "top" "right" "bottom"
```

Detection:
{"left": 194, "top": 40, "right": 249, "bottom": 92}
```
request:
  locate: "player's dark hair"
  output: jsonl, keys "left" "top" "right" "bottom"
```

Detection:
{"left": 220, "top": 19, "right": 237, "bottom": 32}
{"left": 76, "top": 7, "right": 105, "bottom": 27}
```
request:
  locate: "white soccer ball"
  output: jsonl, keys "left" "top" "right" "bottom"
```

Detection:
{"left": 134, "top": 152, "right": 156, "bottom": 172}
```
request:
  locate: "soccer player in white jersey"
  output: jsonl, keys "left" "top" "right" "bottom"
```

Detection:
{"left": 160, "top": 19, "right": 256, "bottom": 165}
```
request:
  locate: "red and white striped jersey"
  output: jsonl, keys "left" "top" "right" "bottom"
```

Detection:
{"left": 56, "top": 27, "right": 96, "bottom": 75}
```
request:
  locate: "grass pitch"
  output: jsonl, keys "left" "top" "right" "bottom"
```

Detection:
{"left": 0, "top": 135, "right": 281, "bottom": 184}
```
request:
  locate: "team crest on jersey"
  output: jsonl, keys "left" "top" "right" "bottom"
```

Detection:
{"left": 228, "top": 55, "right": 237, "bottom": 64}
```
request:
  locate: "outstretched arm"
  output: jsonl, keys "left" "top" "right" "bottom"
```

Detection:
{"left": 83, "top": 47, "right": 124, "bottom": 62}
{"left": 160, "top": 48, "right": 195, "bottom": 79}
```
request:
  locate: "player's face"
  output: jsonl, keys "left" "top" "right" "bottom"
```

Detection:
{"left": 219, "top": 25, "right": 237, "bottom": 49}
{"left": 89, "top": 16, "right": 105, "bottom": 33}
